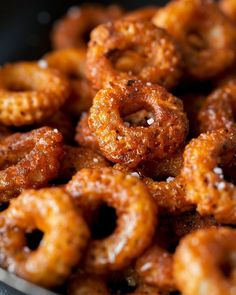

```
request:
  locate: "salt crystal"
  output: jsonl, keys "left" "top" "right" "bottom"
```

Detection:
{"left": 131, "top": 172, "right": 140, "bottom": 178}
{"left": 147, "top": 118, "right": 154, "bottom": 125}
{"left": 213, "top": 167, "right": 223, "bottom": 175}
{"left": 216, "top": 182, "right": 226, "bottom": 190}
{"left": 166, "top": 176, "right": 175, "bottom": 183}
{"left": 38, "top": 59, "right": 48, "bottom": 69}
{"left": 93, "top": 158, "right": 98, "bottom": 163}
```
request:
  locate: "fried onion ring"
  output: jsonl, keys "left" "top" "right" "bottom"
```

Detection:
{"left": 86, "top": 20, "right": 183, "bottom": 90}
{"left": 152, "top": 0, "right": 236, "bottom": 80}
{"left": 181, "top": 128, "right": 236, "bottom": 223}
{"left": 89, "top": 80, "right": 188, "bottom": 167}
{"left": 65, "top": 167, "right": 157, "bottom": 274}
{"left": 0, "top": 188, "right": 90, "bottom": 287}
{"left": 52, "top": 4, "right": 123, "bottom": 50}
{"left": 198, "top": 79, "right": 236, "bottom": 133}
{"left": 0, "top": 62, "right": 70, "bottom": 126}
{"left": 0, "top": 127, "right": 63, "bottom": 201}
{"left": 174, "top": 227, "right": 236, "bottom": 295}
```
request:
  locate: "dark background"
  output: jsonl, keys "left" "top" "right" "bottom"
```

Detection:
{"left": 0, "top": 0, "right": 168, "bottom": 64}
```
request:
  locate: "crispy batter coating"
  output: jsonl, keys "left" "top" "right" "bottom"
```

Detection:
{"left": 174, "top": 227, "right": 236, "bottom": 295}
{"left": 45, "top": 48, "right": 95, "bottom": 116}
{"left": 89, "top": 80, "right": 188, "bottom": 167}
{"left": 135, "top": 246, "right": 175, "bottom": 292}
{"left": 0, "top": 62, "right": 70, "bottom": 126}
{"left": 52, "top": 4, "right": 123, "bottom": 50}
{"left": 123, "top": 6, "right": 159, "bottom": 21}
{"left": 152, "top": 0, "right": 236, "bottom": 80}
{"left": 219, "top": 0, "right": 236, "bottom": 22}
{"left": 59, "top": 145, "right": 109, "bottom": 180}
{"left": 0, "top": 127, "right": 63, "bottom": 201}
{"left": 198, "top": 79, "right": 236, "bottom": 133}
{"left": 86, "top": 20, "right": 183, "bottom": 90}
{"left": 181, "top": 128, "right": 236, "bottom": 223}
{"left": 75, "top": 112, "right": 99, "bottom": 150}
{"left": 144, "top": 177, "right": 193, "bottom": 215}
{"left": 0, "top": 188, "right": 90, "bottom": 287}
{"left": 65, "top": 167, "right": 157, "bottom": 274}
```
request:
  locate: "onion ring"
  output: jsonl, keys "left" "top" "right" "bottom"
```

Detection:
{"left": 198, "top": 79, "right": 236, "bottom": 133}
{"left": 52, "top": 4, "right": 123, "bottom": 50}
{"left": 0, "top": 187, "right": 90, "bottom": 287}
{"left": 0, "top": 62, "right": 70, "bottom": 126}
{"left": 152, "top": 0, "right": 236, "bottom": 79}
{"left": 86, "top": 20, "right": 183, "bottom": 90}
{"left": 89, "top": 80, "right": 188, "bottom": 167}
{"left": 0, "top": 127, "right": 63, "bottom": 201}
{"left": 174, "top": 227, "right": 236, "bottom": 295}
{"left": 181, "top": 127, "right": 236, "bottom": 223}
{"left": 65, "top": 167, "right": 157, "bottom": 274}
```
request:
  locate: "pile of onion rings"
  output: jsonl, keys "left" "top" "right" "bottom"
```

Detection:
{"left": 0, "top": 0, "right": 236, "bottom": 294}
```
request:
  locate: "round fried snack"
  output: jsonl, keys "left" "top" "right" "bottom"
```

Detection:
{"left": 0, "top": 188, "right": 90, "bottom": 288}
{"left": 0, "top": 62, "right": 70, "bottom": 126}
{"left": 152, "top": 0, "right": 236, "bottom": 80}
{"left": 89, "top": 80, "right": 188, "bottom": 167}
{"left": 135, "top": 246, "right": 175, "bottom": 292}
{"left": 59, "top": 145, "right": 109, "bottom": 180}
{"left": 198, "top": 79, "right": 236, "bottom": 133}
{"left": 75, "top": 113, "right": 99, "bottom": 150}
{"left": 124, "top": 6, "right": 159, "bottom": 21}
{"left": 68, "top": 273, "right": 109, "bottom": 295}
{"left": 174, "top": 227, "right": 236, "bottom": 295}
{"left": 44, "top": 48, "right": 95, "bottom": 116}
{"left": 0, "top": 127, "right": 63, "bottom": 202}
{"left": 219, "top": 0, "right": 236, "bottom": 22}
{"left": 52, "top": 4, "right": 123, "bottom": 50}
{"left": 65, "top": 167, "right": 157, "bottom": 274}
{"left": 181, "top": 128, "right": 236, "bottom": 223}
{"left": 86, "top": 20, "right": 183, "bottom": 90}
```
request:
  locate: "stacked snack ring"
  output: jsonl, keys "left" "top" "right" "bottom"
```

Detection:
{"left": 52, "top": 4, "right": 123, "bottom": 50}
{"left": 0, "top": 62, "right": 70, "bottom": 126}
{"left": 44, "top": 48, "right": 95, "bottom": 116}
{"left": 198, "top": 79, "right": 236, "bottom": 133}
{"left": 89, "top": 80, "right": 188, "bottom": 167}
{"left": 152, "top": 0, "right": 236, "bottom": 79}
{"left": 181, "top": 127, "right": 236, "bottom": 224}
{"left": 174, "top": 227, "right": 236, "bottom": 295}
{"left": 1, "top": 1, "right": 236, "bottom": 293}
{"left": 65, "top": 167, "right": 157, "bottom": 274}
{"left": 86, "top": 20, "right": 183, "bottom": 90}
{"left": 0, "top": 188, "right": 90, "bottom": 288}
{"left": 0, "top": 127, "right": 63, "bottom": 201}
